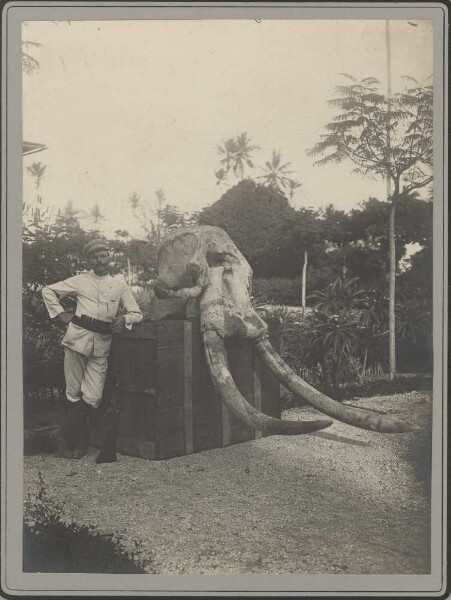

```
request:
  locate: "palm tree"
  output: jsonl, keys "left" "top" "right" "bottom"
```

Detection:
{"left": 215, "top": 132, "right": 258, "bottom": 184}
{"left": 26, "top": 162, "right": 47, "bottom": 226}
{"left": 258, "top": 151, "right": 294, "bottom": 192}
{"left": 232, "top": 132, "right": 259, "bottom": 180}
{"left": 287, "top": 178, "right": 303, "bottom": 200}
{"left": 90, "top": 203, "right": 105, "bottom": 224}
{"left": 27, "top": 161, "right": 46, "bottom": 192}
{"left": 154, "top": 189, "right": 166, "bottom": 244}
{"left": 216, "top": 138, "right": 237, "bottom": 183}
{"left": 129, "top": 191, "right": 141, "bottom": 210}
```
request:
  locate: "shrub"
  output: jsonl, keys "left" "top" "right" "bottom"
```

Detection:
{"left": 256, "top": 305, "right": 321, "bottom": 384}
{"left": 23, "top": 288, "right": 66, "bottom": 404}
{"left": 23, "top": 472, "right": 155, "bottom": 573}
{"left": 285, "top": 374, "right": 432, "bottom": 407}
{"left": 322, "top": 373, "right": 432, "bottom": 401}
{"left": 257, "top": 300, "right": 433, "bottom": 402}
{"left": 252, "top": 277, "right": 302, "bottom": 306}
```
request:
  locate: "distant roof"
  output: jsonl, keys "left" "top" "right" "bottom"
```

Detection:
{"left": 23, "top": 141, "right": 47, "bottom": 156}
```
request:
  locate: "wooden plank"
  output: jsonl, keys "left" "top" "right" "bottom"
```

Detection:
{"left": 157, "top": 321, "right": 185, "bottom": 409}
{"left": 116, "top": 340, "right": 135, "bottom": 386}
{"left": 158, "top": 405, "right": 185, "bottom": 429}
{"left": 88, "top": 429, "right": 156, "bottom": 459}
{"left": 157, "top": 428, "right": 186, "bottom": 459}
{"left": 118, "top": 321, "right": 157, "bottom": 340}
{"left": 117, "top": 392, "right": 148, "bottom": 439}
{"left": 117, "top": 436, "right": 156, "bottom": 460}
{"left": 226, "top": 339, "right": 255, "bottom": 445}
{"left": 191, "top": 329, "right": 222, "bottom": 452}
{"left": 149, "top": 297, "right": 185, "bottom": 320}
{"left": 183, "top": 321, "right": 194, "bottom": 455}
{"left": 257, "top": 352, "right": 281, "bottom": 422}
{"left": 157, "top": 320, "right": 185, "bottom": 346}
{"left": 132, "top": 339, "right": 157, "bottom": 390}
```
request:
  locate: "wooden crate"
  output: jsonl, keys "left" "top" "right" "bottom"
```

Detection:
{"left": 89, "top": 318, "right": 280, "bottom": 460}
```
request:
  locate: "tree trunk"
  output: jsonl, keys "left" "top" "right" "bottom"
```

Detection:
{"left": 301, "top": 249, "right": 308, "bottom": 315}
{"left": 362, "top": 346, "right": 368, "bottom": 377}
{"left": 341, "top": 243, "right": 347, "bottom": 279}
{"left": 127, "top": 256, "right": 132, "bottom": 287}
{"left": 386, "top": 20, "right": 396, "bottom": 380}
{"left": 388, "top": 195, "right": 397, "bottom": 380}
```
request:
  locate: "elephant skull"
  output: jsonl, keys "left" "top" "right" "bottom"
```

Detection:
{"left": 154, "top": 225, "right": 417, "bottom": 435}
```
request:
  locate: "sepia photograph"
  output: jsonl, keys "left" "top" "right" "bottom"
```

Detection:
{"left": 1, "top": 2, "right": 447, "bottom": 597}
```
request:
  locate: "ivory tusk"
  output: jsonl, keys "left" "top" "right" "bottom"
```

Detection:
{"left": 203, "top": 330, "right": 334, "bottom": 435}
{"left": 253, "top": 338, "right": 420, "bottom": 433}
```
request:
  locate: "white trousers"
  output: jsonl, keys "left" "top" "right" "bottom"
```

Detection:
{"left": 64, "top": 347, "right": 109, "bottom": 408}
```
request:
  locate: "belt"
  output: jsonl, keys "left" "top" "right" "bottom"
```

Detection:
{"left": 71, "top": 314, "right": 112, "bottom": 335}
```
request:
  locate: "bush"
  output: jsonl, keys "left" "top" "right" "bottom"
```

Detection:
{"left": 256, "top": 305, "right": 322, "bottom": 384}
{"left": 284, "top": 374, "right": 432, "bottom": 407}
{"left": 23, "top": 472, "right": 155, "bottom": 573}
{"left": 252, "top": 277, "right": 302, "bottom": 306}
{"left": 23, "top": 288, "right": 66, "bottom": 404}
{"left": 257, "top": 302, "right": 432, "bottom": 405}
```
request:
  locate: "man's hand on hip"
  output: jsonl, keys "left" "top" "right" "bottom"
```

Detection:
{"left": 58, "top": 312, "right": 73, "bottom": 324}
{"left": 112, "top": 315, "right": 126, "bottom": 335}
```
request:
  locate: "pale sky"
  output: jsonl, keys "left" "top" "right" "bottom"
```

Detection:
{"left": 22, "top": 19, "right": 433, "bottom": 238}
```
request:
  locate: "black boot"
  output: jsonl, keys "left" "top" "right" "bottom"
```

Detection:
{"left": 95, "top": 405, "right": 118, "bottom": 464}
{"left": 71, "top": 417, "right": 90, "bottom": 459}
{"left": 50, "top": 401, "right": 91, "bottom": 459}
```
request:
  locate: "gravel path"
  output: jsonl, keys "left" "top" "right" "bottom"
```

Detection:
{"left": 23, "top": 391, "right": 432, "bottom": 574}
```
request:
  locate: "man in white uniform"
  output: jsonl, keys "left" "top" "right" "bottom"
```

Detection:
{"left": 42, "top": 238, "right": 142, "bottom": 459}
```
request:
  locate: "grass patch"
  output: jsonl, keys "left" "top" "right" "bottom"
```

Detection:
{"left": 23, "top": 472, "right": 155, "bottom": 573}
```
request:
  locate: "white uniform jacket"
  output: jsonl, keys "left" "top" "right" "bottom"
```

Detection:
{"left": 42, "top": 271, "right": 143, "bottom": 358}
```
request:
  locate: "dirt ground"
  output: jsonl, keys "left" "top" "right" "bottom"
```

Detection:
{"left": 23, "top": 391, "right": 432, "bottom": 575}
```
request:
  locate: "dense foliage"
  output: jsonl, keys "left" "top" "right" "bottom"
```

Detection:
{"left": 23, "top": 172, "right": 433, "bottom": 401}
{"left": 309, "top": 74, "right": 433, "bottom": 378}
{"left": 257, "top": 273, "right": 432, "bottom": 395}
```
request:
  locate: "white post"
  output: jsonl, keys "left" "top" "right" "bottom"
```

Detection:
{"left": 301, "top": 249, "right": 308, "bottom": 314}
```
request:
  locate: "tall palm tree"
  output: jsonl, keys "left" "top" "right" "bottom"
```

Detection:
{"left": 215, "top": 132, "right": 258, "bottom": 184}
{"left": 258, "top": 151, "right": 294, "bottom": 192}
{"left": 26, "top": 162, "right": 47, "bottom": 226}
{"left": 232, "top": 132, "right": 259, "bottom": 180}
{"left": 287, "top": 178, "right": 303, "bottom": 200}
{"left": 129, "top": 191, "right": 141, "bottom": 210}
{"left": 216, "top": 138, "right": 237, "bottom": 183}
{"left": 155, "top": 189, "right": 166, "bottom": 244}
{"left": 27, "top": 161, "right": 46, "bottom": 192}
{"left": 90, "top": 203, "right": 105, "bottom": 224}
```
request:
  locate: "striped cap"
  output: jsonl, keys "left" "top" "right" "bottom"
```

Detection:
{"left": 83, "top": 238, "right": 109, "bottom": 257}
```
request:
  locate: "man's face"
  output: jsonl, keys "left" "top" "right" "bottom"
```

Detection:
{"left": 87, "top": 249, "right": 110, "bottom": 276}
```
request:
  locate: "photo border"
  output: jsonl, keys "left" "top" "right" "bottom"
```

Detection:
{"left": 1, "top": 1, "right": 448, "bottom": 596}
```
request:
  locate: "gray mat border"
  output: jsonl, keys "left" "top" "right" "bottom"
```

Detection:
{"left": 1, "top": 1, "right": 448, "bottom": 596}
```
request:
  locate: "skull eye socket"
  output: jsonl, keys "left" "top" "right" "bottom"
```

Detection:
{"left": 206, "top": 252, "right": 240, "bottom": 268}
